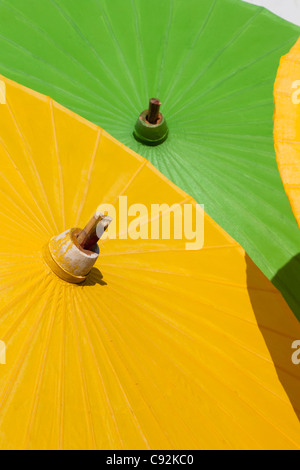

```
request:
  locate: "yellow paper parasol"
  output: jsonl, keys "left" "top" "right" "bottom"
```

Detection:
{"left": 274, "top": 37, "right": 300, "bottom": 228}
{"left": 0, "top": 76, "right": 299, "bottom": 450}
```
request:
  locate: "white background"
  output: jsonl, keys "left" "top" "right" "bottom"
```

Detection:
{"left": 242, "top": 0, "right": 300, "bottom": 26}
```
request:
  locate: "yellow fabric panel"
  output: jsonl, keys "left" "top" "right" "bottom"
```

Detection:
{"left": 0, "top": 75, "right": 299, "bottom": 450}
{"left": 274, "top": 37, "right": 300, "bottom": 228}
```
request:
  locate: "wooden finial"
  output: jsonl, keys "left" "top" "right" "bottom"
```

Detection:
{"left": 77, "top": 213, "right": 110, "bottom": 251}
{"left": 147, "top": 98, "right": 162, "bottom": 124}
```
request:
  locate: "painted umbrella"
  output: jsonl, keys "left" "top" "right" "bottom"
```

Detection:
{"left": 273, "top": 37, "right": 300, "bottom": 312}
{"left": 0, "top": 75, "right": 299, "bottom": 450}
{"left": 274, "top": 37, "right": 300, "bottom": 229}
{"left": 0, "top": 0, "right": 299, "bottom": 319}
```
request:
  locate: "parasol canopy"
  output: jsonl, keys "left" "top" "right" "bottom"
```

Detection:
{"left": 0, "top": 0, "right": 299, "bottom": 317}
{"left": 274, "top": 37, "right": 300, "bottom": 229}
{"left": 0, "top": 75, "right": 299, "bottom": 450}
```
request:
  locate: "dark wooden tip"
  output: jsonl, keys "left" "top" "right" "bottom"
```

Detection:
{"left": 77, "top": 214, "right": 103, "bottom": 251}
{"left": 147, "top": 98, "right": 162, "bottom": 124}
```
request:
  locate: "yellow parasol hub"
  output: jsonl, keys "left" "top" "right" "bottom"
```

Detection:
{"left": 274, "top": 37, "right": 300, "bottom": 228}
{"left": 44, "top": 213, "right": 112, "bottom": 284}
